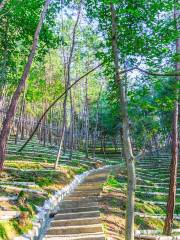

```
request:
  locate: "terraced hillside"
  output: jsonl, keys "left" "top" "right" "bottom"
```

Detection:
{"left": 0, "top": 161, "right": 87, "bottom": 240}
{"left": 1, "top": 136, "right": 180, "bottom": 240}
{"left": 5, "top": 137, "right": 124, "bottom": 168}
{"left": 100, "top": 151, "right": 180, "bottom": 239}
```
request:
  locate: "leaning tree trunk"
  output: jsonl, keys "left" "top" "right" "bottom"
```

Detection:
{"left": 163, "top": 1, "right": 179, "bottom": 235}
{"left": 0, "top": 0, "right": 50, "bottom": 171}
{"left": 110, "top": 3, "right": 136, "bottom": 240}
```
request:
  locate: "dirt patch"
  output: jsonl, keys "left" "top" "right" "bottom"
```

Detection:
{"left": 100, "top": 186, "right": 126, "bottom": 240}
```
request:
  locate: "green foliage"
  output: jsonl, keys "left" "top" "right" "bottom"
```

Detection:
{"left": 0, "top": 0, "right": 60, "bottom": 92}
{"left": 0, "top": 223, "right": 8, "bottom": 240}
{"left": 11, "top": 219, "right": 33, "bottom": 235}
{"left": 105, "top": 175, "right": 122, "bottom": 188}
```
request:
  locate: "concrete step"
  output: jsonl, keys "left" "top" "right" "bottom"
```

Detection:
{"left": 76, "top": 186, "right": 102, "bottom": 191}
{"left": 83, "top": 178, "right": 106, "bottom": 183}
{"left": 46, "top": 224, "right": 102, "bottom": 235}
{"left": 50, "top": 217, "right": 101, "bottom": 227}
{"left": 65, "top": 196, "right": 99, "bottom": 201}
{"left": 70, "top": 191, "right": 100, "bottom": 197}
{"left": 44, "top": 232, "right": 105, "bottom": 240}
{"left": 85, "top": 175, "right": 107, "bottom": 180}
{"left": 60, "top": 200, "right": 98, "bottom": 208}
{"left": 78, "top": 184, "right": 103, "bottom": 189}
{"left": 59, "top": 206, "right": 99, "bottom": 213}
{"left": 54, "top": 211, "right": 100, "bottom": 220}
{"left": 42, "top": 167, "right": 114, "bottom": 240}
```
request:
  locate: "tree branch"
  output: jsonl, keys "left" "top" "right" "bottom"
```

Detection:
{"left": 136, "top": 67, "right": 180, "bottom": 77}
{"left": 118, "top": 66, "right": 180, "bottom": 77}
{"left": 18, "top": 63, "right": 102, "bottom": 152}
{"left": 18, "top": 64, "right": 180, "bottom": 152}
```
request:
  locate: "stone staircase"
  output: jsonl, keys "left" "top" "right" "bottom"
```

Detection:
{"left": 43, "top": 168, "right": 115, "bottom": 240}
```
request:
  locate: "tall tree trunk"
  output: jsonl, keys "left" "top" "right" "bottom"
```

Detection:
{"left": 20, "top": 113, "right": 25, "bottom": 140}
{"left": 163, "top": 1, "right": 179, "bottom": 235}
{"left": 92, "top": 99, "right": 100, "bottom": 158}
{"left": 110, "top": 4, "right": 136, "bottom": 240}
{"left": 69, "top": 89, "right": 74, "bottom": 160}
{"left": 0, "top": 0, "right": 50, "bottom": 171}
{"left": 84, "top": 78, "right": 89, "bottom": 158}
{"left": 92, "top": 88, "right": 101, "bottom": 158}
{"left": 54, "top": 1, "right": 82, "bottom": 168}
{"left": 48, "top": 109, "right": 52, "bottom": 145}
{"left": 15, "top": 89, "right": 26, "bottom": 144}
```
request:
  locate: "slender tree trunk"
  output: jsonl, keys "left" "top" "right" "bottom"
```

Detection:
{"left": 84, "top": 78, "right": 89, "bottom": 158}
{"left": 92, "top": 89, "right": 101, "bottom": 158}
{"left": 1, "top": 17, "right": 8, "bottom": 88}
{"left": 54, "top": 1, "right": 82, "bottom": 168}
{"left": 92, "top": 101, "right": 100, "bottom": 158}
{"left": 20, "top": 113, "right": 25, "bottom": 140}
{"left": 163, "top": 2, "right": 179, "bottom": 234}
{"left": 55, "top": 123, "right": 66, "bottom": 168}
{"left": 42, "top": 100, "right": 48, "bottom": 146}
{"left": 153, "top": 134, "right": 159, "bottom": 156}
{"left": 69, "top": 89, "right": 74, "bottom": 160}
{"left": 0, "top": 0, "right": 50, "bottom": 171}
{"left": 112, "top": 136, "right": 117, "bottom": 153}
{"left": 110, "top": 4, "right": 136, "bottom": 240}
{"left": 18, "top": 64, "right": 102, "bottom": 153}
{"left": 103, "top": 134, "right": 106, "bottom": 154}
{"left": 48, "top": 109, "right": 52, "bottom": 145}
{"left": 15, "top": 90, "right": 26, "bottom": 144}
{"left": 0, "top": 18, "right": 8, "bottom": 112}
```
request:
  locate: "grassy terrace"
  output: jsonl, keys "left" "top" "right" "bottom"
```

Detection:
{"left": 2, "top": 138, "right": 179, "bottom": 239}
{"left": 6, "top": 138, "right": 125, "bottom": 167}
{"left": 0, "top": 160, "right": 87, "bottom": 240}
{"left": 100, "top": 152, "right": 180, "bottom": 239}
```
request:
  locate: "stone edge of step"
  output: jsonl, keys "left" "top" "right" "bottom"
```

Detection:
{"left": 135, "top": 229, "right": 180, "bottom": 240}
{"left": 13, "top": 165, "right": 113, "bottom": 240}
{"left": 46, "top": 223, "right": 102, "bottom": 231}
{"left": 135, "top": 234, "right": 180, "bottom": 240}
{"left": 43, "top": 232, "right": 105, "bottom": 240}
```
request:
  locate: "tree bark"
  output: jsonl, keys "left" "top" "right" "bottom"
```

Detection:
{"left": 110, "top": 3, "right": 136, "bottom": 240}
{"left": 163, "top": 1, "right": 179, "bottom": 235}
{"left": 0, "top": 0, "right": 51, "bottom": 171}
